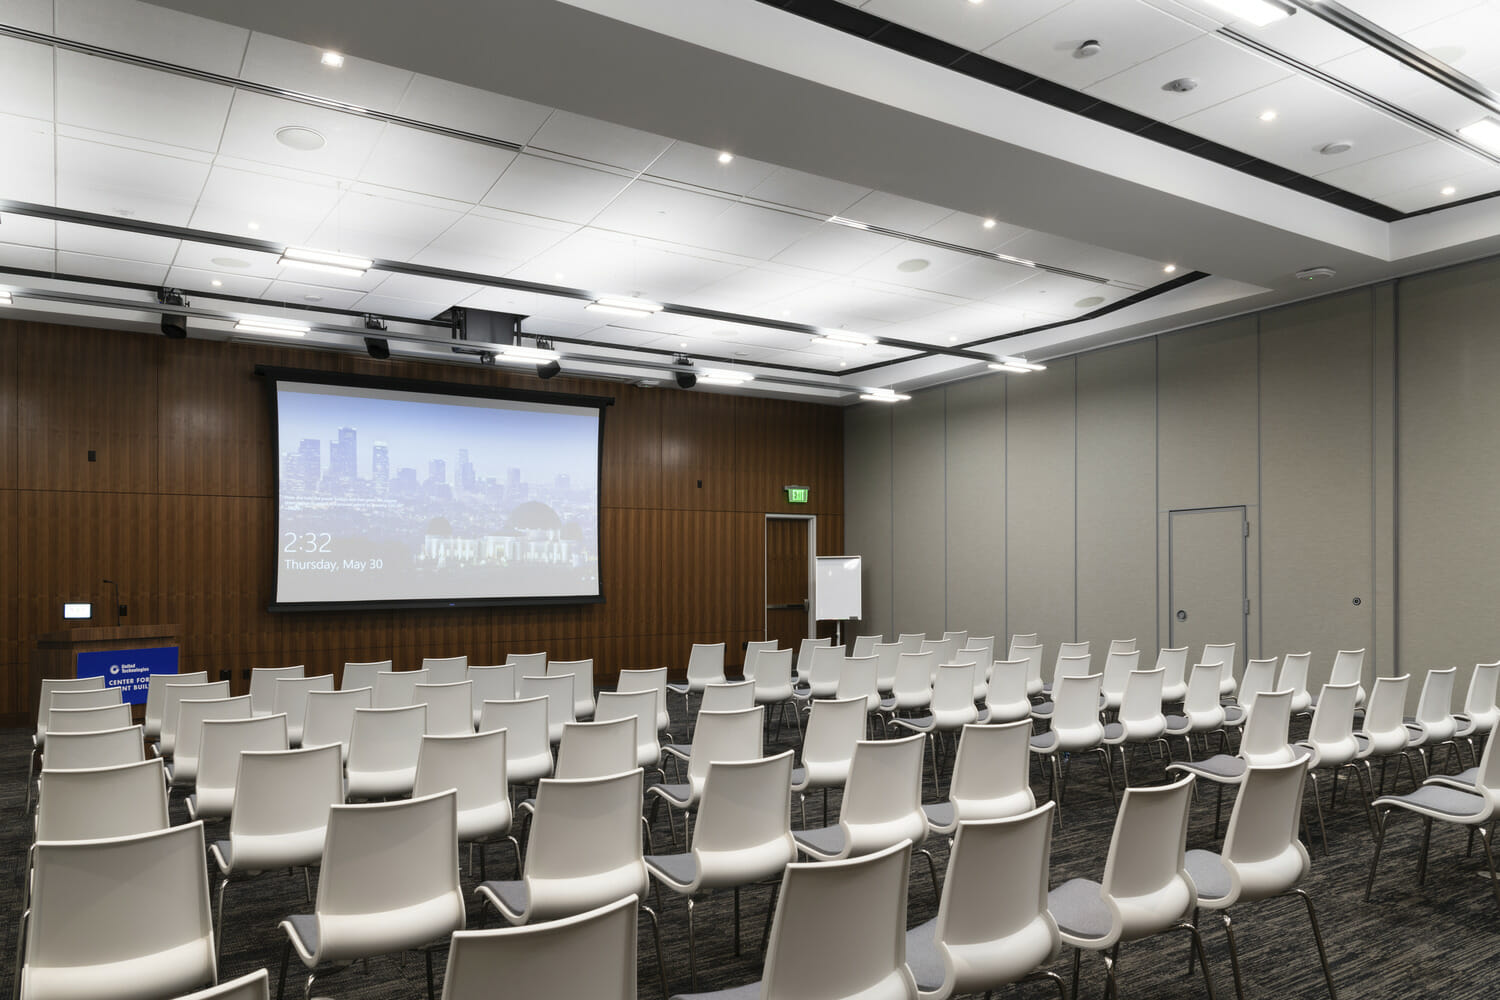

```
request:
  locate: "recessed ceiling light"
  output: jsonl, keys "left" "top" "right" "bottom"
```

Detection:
{"left": 896, "top": 258, "right": 930, "bottom": 273}
{"left": 860, "top": 387, "right": 911, "bottom": 403}
{"left": 982, "top": 218, "right": 997, "bottom": 229}
{"left": 278, "top": 246, "right": 372, "bottom": 277}
{"left": 586, "top": 296, "right": 663, "bottom": 317}
{"left": 303, "top": 294, "right": 322, "bottom": 302}
{"left": 1458, "top": 117, "right": 1500, "bottom": 152}
{"left": 680, "top": 342, "right": 687, "bottom": 348}
{"left": 1442, "top": 185, "right": 1458, "bottom": 196}
{"left": 967, "top": 0, "right": 982, "bottom": 5}
{"left": 1319, "top": 140, "right": 1354, "bottom": 156}
{"left": 275, "top": 126, "right": 326, "bottom": 151}
{"left": 1202, "top": 0, "right": 1295, "bottom": 28}
{"left": 1163, "top": 264, "right": 1178, "bottom": 274}
{"left": 321, "top": 50, "right": 344, "bottom": 68}
{"left": 1294, "top": 266, "right": 1336, "bottom": 281}
{"left": 839, "top": 361, "right": 847, "bottom": 367}
{"left": 247, "top": 221, "right": 260, "bottom": 231}
{"left": 210, "top": 279, "right": 223, "bottom": 288}
{"left": 554, "top": 272, "right": 565, "bottom": 281}
{"left": 236, "top": 317, "right": 308, "bottom": 337}
{"left": 948, "top": 336, "right": 957, "bottom": 342}
{"left": 211, "top": 257, "right": 250, "bottom": 269}
{"left": 717, "top": 151, "right": 734, "bottom": 164}
{"left": 1258, "top": 109, "right": 1278, "bottom": 123}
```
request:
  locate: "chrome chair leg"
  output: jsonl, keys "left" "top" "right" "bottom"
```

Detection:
{"left": 641, "top": 903, "right": 669, "bottom": 1000}
{"left": 685, "top": 896, "right": 698, "bottom": 990}
{"left": 1417, "top": 816, "right": 1433, "bottom": 886}
{"left": 1178, "top": 920, "right": 1218, "bottom": 1000}
{"left": 1476, "top": 824, "right": 1500, "bottom": 911}
{"left": 1365, "top": 807, "right": 1391, "bottom": 901}
{"left": 1291, "top": 888, "right": 1338, "bottom": 999}
{"left": 1307, "top": 771, "right": 1330, "bottom": 856}
{"left": 1218, "top": 912, "right": 1245, "bottom": 1000}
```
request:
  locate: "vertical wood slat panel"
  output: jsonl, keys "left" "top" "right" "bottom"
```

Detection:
{"left": 0, "top": 319, "right": 845, "bottom": 718}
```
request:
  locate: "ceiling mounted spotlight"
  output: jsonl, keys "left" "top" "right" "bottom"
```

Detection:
{"left": 1074, "top": 39, "right": 1102, "bottom": 58}
{"left": 320, "top": 50, "right": 344, "bottom": 67}
{"left": 988, "top": 357, "right": 1046, "bottom": 374}
{"left": 364, "top": 336, "right": 390, "bottom": 360}
{"left": 157, "top": 288, "right": 187, "bottom": 339}
{"left": 536, "top": 360, "right": 562, "bottom": 379}
{"left": 717, "top": 151, "right": 734, "bottom": 164}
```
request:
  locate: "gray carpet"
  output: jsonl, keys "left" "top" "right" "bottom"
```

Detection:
{"left": 3, "top": 707, "right": 1496, "bottom": 1000}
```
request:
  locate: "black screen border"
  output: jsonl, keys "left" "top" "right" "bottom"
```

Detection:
{"left": 256, "top": 365, "right": 613, "bottom": 613}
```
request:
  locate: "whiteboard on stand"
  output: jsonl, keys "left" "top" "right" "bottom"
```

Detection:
{"left": 814, "top": 555, "right": 862, "bottom": 621}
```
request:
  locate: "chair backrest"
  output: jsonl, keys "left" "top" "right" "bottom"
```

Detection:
{"left": 162, "top": 680, "right": 231, "bottom": 755}
{"left": 948, "top": 721, "right": 1035, "bottom": 821}
{"left": 594, "top": 689, "right": 662, "bottom": 768}
{"left": 35, "top": 758, "right": 170, "bottom": 842}
{"left": 801, "top": 697, "right": 867, "bottom": 774}
{"left": 1413, "top": 667, "right": 1458, "bottom": 735}
{"left": 760, "top": 841, "right": 917, "bottom": 1000}
{"left": 442, "top": 896, "right": 637, "bottom": 1000}
{"left": 691, "top": 751, "right": 797, "bottom": 886}
{"left": 46, "top": 703, "right": 132, "bottom": 739}
{"left": 314, "top": 791, "right": 465, "bottom": 963}
{"left": 897, "top": 633, "right": 926, "bottom": 654}
{"left": 1007, "top": 634, "right": 1040, "bottom": 658}
{"left": 615, "top": 668, "right": 670, "bottom": 732}
{"left": 1306, "top": 682, "right": 1361, "bottom": 760}
{"left": 1155, "top": 647, "right": 1189, "bottom": 693}
{"left": 752, "top": 648, "right": 795, "bottom": 699}
{"left": 700, "top": 680, "right": 756, "bottom": 712}
{"left": 270, "top": 675, "right": 333, "bottom": 745}
{"left": 795, "top": 637, "right": 834, "bottom": 682}
{"left": 930, "top": 803, "right": 1057, "bottom": 997}
{"left": 519, "top": 673, "right": 577, "bottom": 740}
{"left": 1117, "top": 668, "right": 1166, "bottom": 733}
{"left": 1237, "top": 689, "right": 1294, "bottom": 765}
{"left": 548, "top": 658, "right": 596, "bottom": 719}
{"left": 685, "top": 642, "right": 727, "bottom": 686}
{"left": 1012, "top": 643, "right": 1045, "bottom": 694}
{"left": 413, "top": 729, "right": 510, "bottom": 841}
{"left": 174, "top": 970, "right": 270, "bottom": 1000}
{"left": 1359, "top": 674, "right": 1410, "bottom": 752}
{"left": 686, "top": 707, "right": 764, "bottom": 793}
{"left": 45, "top": 688, "right": 123, "bottom": 724}
{"left": 422, "top": 655, "right": 469, "bottom": 686}
{"left": 24, "top": 822, "right": 215, "bottom": 1000}
{"left": 172, "top": 695, "right": 254, "bottom": 785}
{"left": 872, "top": 642, "right": 904, "bottom": 691}
{"left": 836, "top": 655, "right": 881, "bottom": 713}
{"left": 983, "top": 660, "right": 1032, "bottom": 724}
{"left": 1220, "top": 758, "right": 1311, "bottom": 900}
{"left": 341, "top": 660, "right": 392, "bottom": 692}
{"left": 1329, "top": 648, "right": 1366, "bottom": 688}
{"left": 942, "top": 629, "right": 969, "bottom": 647}
{"left": 477, "top": 697, "right": 553, "bottom": 781}
{"left": 1109, "top": 638, "right": 1138, "bottom": 654}
{"left": 894, "top": 651, "right": 935, "bottom": 693}
{"left": 555, "top": 717, "right": 638, "bottom": 780}
{"left": 1181, "top": 663, "right": 1225, "bottom": 726}
{"left": 247, "top": 665, "right": 304, "bottom": 716}
{"left": 143, "top": 671, "right": 206, "bottom": 740}
{"left": 1465, "top": 662, "right": 1500, "bottom": 731}
{"left": 1101, "top": 649, "right": 1142, "bottom": 701}
{"left": 1239, "top": 658, "right": 1280, "bottom": 711}
{"left": 468, "top": 665, "right": 517, "bottom": 719}
{"left": 506, "top": 651, "right": 548, "bottom": 674}
{"left": 920, "top": 639, "right": 956, "bottom": 678}
{"left": 841, "top": 734, "right": 928, "bottom": 854}
{"left": 374, "top": 669, "right": 429, "bottom": 709}
{"left": 194, "top": 714, "right": 289, "bottom": 819}
{"left": 1054, "top": 654, "right": 1093, "bottom": 684}
{"left": 1471, "top": 725, "right": 1500, "bottom": 806}
{"left": 40, "top": 724, "right": 144, "bottom": 771}
{"left": 228, "top": 743, "right": 345, "bottom": 870}
{"left": 302, "top": 687, "right": 372, "bottom": 758}
{"left": 742, "top": 640, "right": 779, "bottom": 680}
{"left": 931, "top": 663, "right": 979, "bottom": 724}
{"left": 1054, "top": 641, "right": 1090, "bottom": 680}
{"left": 1051, "top": 673, "right": 1105, "bottom": 747}
{"left": 1201, "top": 642, "right": 1237, "bottom": 678}
{"left": 805, "top": 644, "right": 847, "bottom": 695}
{"left": 1275, "top": 652, "right": 1311, "bottom": 705}
{"left": 523, "top": 769, "right": 647, "bottom": 923}
{"left": 347, "top": 704, "right": 428, "bottom": 786}
{"left": 851, "top": 635, "right": 881, "bottom": 658}
{"left": 413, "top": 681, "right": 475, "bottom": 736}
{"left": 1100, "top": 775, "right": 1196, "bottom": 935}
{"left": 961, "top": 636, "right": 996, "bottom": 670}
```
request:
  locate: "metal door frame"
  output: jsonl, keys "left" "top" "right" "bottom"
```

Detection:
{"left": 764, "top": 514, "right": 817, "bottom": 641}
{"left": 1167, "top": 505, "right": 1248, "bottom": 654}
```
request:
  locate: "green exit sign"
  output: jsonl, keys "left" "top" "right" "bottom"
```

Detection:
{"left": 784, "top": 485, "right": 810, "bottom": 504}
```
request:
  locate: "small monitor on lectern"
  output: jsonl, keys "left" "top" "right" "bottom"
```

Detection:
{"left": 62, "top": 602, "right": 92, "bottom": 620}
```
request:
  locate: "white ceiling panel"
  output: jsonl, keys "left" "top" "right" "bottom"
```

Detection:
{"left": 307, "top": 188, "right": 462, "bottom": 261}
{"left": 857, "top": 0, "right": 1067, "bottom": 52}
{"left": 880, "top": 256, "right": 1041, "bottom": 300}
{"left": 239, "top": 32, "right": 412, "bottom": 111}
{"left": 348, "top": 293, "right": 452, "bottom": 320}
{"left": 0, "top": 35, "right": 52, "bottom": 121}
{"left": 1315, "top": 140, "right": 1491, "bottom": 202}
{"left": 893, "top": 303, "right": 1034, "bottom": 342}
{"left": 424, "top": 211, "right": 571, "bottom": 267}
{"left": 396, "top": 74, "right": 551, "bottom": 146}
{"left": 358, "top": 125, "right": 515, "bottom": 203}
{"left": 1250, "top": 8, "right": 1365, "bottom": 66}
{"left": 1381, "top": 163, "right": 1500, "bottom": 213}
{"left": 164, "top": 263, "right": 269, "bottom": 296}
{"left": 773, "top": 224, "right": 904, "bottom": 274}
{"left": 691, "top": 204, "right": 823, "bottom": 260}
{"left": 369, "top": 272, "right": 480, "bottom": 305}
{"left": 997, "top": 230, "right": 1164, "bottom": 286}
{"left": 983, "top": 0, "right": 1202, "bottom": 92}
{"left": 646, "top": 141, "right": 781, "bottom": 197}
{"left": 919, "top": 212, "right": 1029, "bottom": 250}
{"left": 0, "top": 214, "right": 53, "bottom": 248}
{"left": 190, "top": 164, "right": 342, "bottom": 245}
{"left": 771, "top": 280, "right": 948, "bottom": 326}
{"left": 1398, "top": 5, "right": 1500, "bottom": 96}
{"left": 526, "top": 110, "right": 673, "bottom": 172}
{"left": 217, "top": 91, "right": 387, "bottom": 177}
{"left": 56, "top": 136, "right": 209, "bottom": 225}
{"left": 56, "top": 50, "right": 234, "bottom": 153}
{"left": 1338, "top": 0, "right": 1483, "bottom": 35}
{"left": 0, "top": 0, "right": 54, "bottom": 34}
{"left": 588, "top": 180, "right": 730, "bottom": 245}
{"left": 481, "top": 154, "right": 632, "bottom": 224}
{"left": 1085, "top": 33, "right": 1291, "bottom": 122}
{"left": 56, "top": 222, "right": 177, "bottom": 263}
{"left": 747, "top": 167, "right": 869, "bottom": 216}
{"left": 995, "top": 271, "right": 1113, "bottom": 317}
{"left": 589, "top": 247, "right": 743, "bottom": 300}
{"left": 168, "top": 242, "right": 285, "bottom": 280}
{"left": 841, "top": 191, "right": 952, "bottom": 232}
{"left": 0, "top": 242, "right": 55, "bottom": 271}
{"left": 260, "top": 278, "right": 367, "bottom": 309}
{"left": 56, "top": 0, "right": 249, "bottom": 75}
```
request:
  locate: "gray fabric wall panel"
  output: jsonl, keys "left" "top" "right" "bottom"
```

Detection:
{"left": 891, "top": 388, "right": 947, "bottom": 636}
{"left": 944, "top": 377, "right": 1006, "bottom": 644}
{"left": 843, "top": 403, "right": 894, "bottom": 640}
{"left": 1004, "top": 360, "right": 1077, "bottom": 643}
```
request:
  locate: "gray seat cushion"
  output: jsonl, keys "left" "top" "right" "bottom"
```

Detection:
{"left": 903, "top": 918, "right": 944, "bottom": 990}
{"left": 1169, "top": 755, "right": 1245, "bottom": 781}
{"left": 1383, "top": 783, "right": 1486, "bottom": 821}
{"left": 923, "top": 802, "right": 956, "bottom": 829}
{"left": 652, "top": 783, "right": 692, "bottom": 806}
{"left": 284, "top": 913, "right": 318, "bottom": 956}
{"left": 893, "top": 715, "right": 936, "bottom": 732}
{"left": 1030, "top": 731, "right": 1059, "bottom": 753}
{"left": 793, "top": 825, "right": 847, "bottom": 857}
{"left": 645, "top": 853, "right": 699, "bottom": 889}
{"left": 478, "top": 879, "right": 529, "bottom": 918}
{"left": 1184, "top": 850, "right": 1233, "bottom": 902}
{"left": 1048, "top": 878, "right": 1112, "bottom": 940}
{"left": 671, "top": 983, "right": 760, "bottom": 1000}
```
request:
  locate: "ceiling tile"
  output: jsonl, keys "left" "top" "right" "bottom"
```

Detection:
{"left": 56, "top": 0, "right": 249, "bottom": 75}
{"left": 919, "top": 212, "right": 1029, "bottom": 250}
{"left": 349, "top": 293, "right": 453, "bottom": 320}
{"left": 589, "top": 180, "right": 732, "bottom": 244}
{"left": 0, "top": 214, "right": 53, "bottom": 248}
{"left": 747, "top": 167, "right": 869, "bottom": 216}
{"left": 0, "top": 0, "right": 53, "bottom": 34}
{"left": 56, "top": 136, "right": 209, "bottom": 225}
{"left": 1250, "top": 8, "right": 1365, "bottom": 65}
{"left": 526, "top": 110, "right": 673, "bottom": 172}
{"left": 1314, "top": 140, "right": 1491, "bottom": 201}
{"left": 0, "top": 35, "right": 52, "bottom": 121}
{"left": 860, "top": 0, "right": 1067, "bottom": 52}
{"left": 690, "top": 204, "right": 823, "bottom": 260}
{"left": 0, "top": 242, "right": 55, "bottom": 271}
{"left": 396, "top": 73, "right": 551, "bottom": 146}
{"left": 260, "top": 279, "right": 368, "bottom": 310}
{"left": 991, "top": 271, "right": 1109, "bottom": 317}
{"left": 645, "top": 141, "right": 781, "bottom": 196}
{"left": 841, "top": 190, "right": 952, "bottom": 232}
{"left": 424, "top": 212, "right": 571, "bottom": 268}
{"left": 217, "top": 90, "right": 387, "bottom": 178}
{"left": 982, "top": 0, "right": 1203, "bottom": 91}
{"left": 0, "top": 114, "right": 53, "bottom": 204}
{"left": 56, "top": 50, "right": 235, "bottom": 152}
{"left": 369, "top": 273, "right": 481, "bottom": 305}
{"left": 56, "top": 222, "right": 178, "bottom": 263}
{"left": 481, "top": 153, "right": 632, "bottom": 224}
{"left": 1085, "top": 32, "right": 1291, "bottom": 122}
{"left": 1380, "top": 163, "right": 1500, "bottom": 213}
{"left": 997, "top": 230, "right": 1163, "bottom": 286}
{"left": 677, "top": 266, "right": 824, "bottom": 311}
{"left": 306, "top": 187, "right": 464, "bottom": 261}
{"left": 239, "top": 32, "right": 412, "bottom": 111}
{"left": 358, "top": 124, "right": 515, "bottom": 203}
{"left": 164, "top": 263, "right": 270, "bottom": 297}
{"left": 773, "top": 224, "right": 903, "bottom": 274}
{"left": 168, "top": 242, "right": 284, "bottom": 280}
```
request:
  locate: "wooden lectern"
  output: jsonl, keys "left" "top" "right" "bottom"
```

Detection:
{"left": 28, "top": 624, "right": 181, "bottom": 718}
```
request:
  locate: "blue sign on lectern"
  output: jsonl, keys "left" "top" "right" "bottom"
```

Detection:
{"left": 76, "top": 646, "right": 181, "bottom": 705}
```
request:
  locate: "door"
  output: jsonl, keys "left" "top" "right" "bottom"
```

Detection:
{"left": 765, "top": 517, "right": 811, "bottom": 650}
{"left": 1168, "top": 506, "right": 1248, "bottom": 658}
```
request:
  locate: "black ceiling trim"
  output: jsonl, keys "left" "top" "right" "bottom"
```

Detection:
{"left": 755, "top": 0, "right": 1416, "bottom": 223}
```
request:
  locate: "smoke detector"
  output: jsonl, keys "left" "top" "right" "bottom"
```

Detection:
{"left": 1295, "top": 267, "right": 1337, "bottom": 281}
{"left": 1319, "top": 140, "right": 1354, "bottom": 156}
{"left": 1163, "top": 77, "right": 1198, "bottom": 93}
{"left": 1075, "top": 39, "right": 1102, "bottom": 58}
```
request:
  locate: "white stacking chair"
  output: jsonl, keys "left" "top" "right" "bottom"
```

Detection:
{"left": 667, "top": 644, "right": 726, "bottom": 721}
{"left": 1455, "top": 660, "right": 1500, "bottom": 766}
{"left": 144, "top": 672, "right": 205, "bottom": 742}
{"left": 920, "top": 639, "right": 957, "bottom": 680}
{"left": 1031, "top": 654, "right": 1091, "bottom": 721}
{"left": 552, "top": 718, "right": 639, "bottom": 781}
{"left": 872, "top": 641, "right": 904, "bottom": 695}
{"left": 1170, "top": 689, "right": 1298, "bottom": 839}
{"left": 1009, "top": 633, "right": 1040, "bottom": 653}
{"left": 301, "top": 687, "right": 371, "bottom": 762}
{"left": 412, "top": 681, "right": 475, "bottom": 736}
{"left": 892, "top": 663, "right": 979, "bottom": 793}
{"left": 880, "top": 651, "right": 935, "bottom": 717}
{"left": 649, "top": 707, "right": 763, "bottom": 850}
{"left": 170, "top": 695, "right": 253, "bottom": 789}
{"left": 35, "top": 758, "right": 170, "bottom": 843}
{"left": 478, "top": 697, "right": 554, "bottom": 787}
{"left": 1047, "top": 775, "right": 1214, "bottom": 999}
{"left": 47, "top": 704, "right": 131, "bottom": 743}
{"left": 506, "top": 651, "right": 548, "bottom": 674}
{"left": 1186, "top": 758, "right": 1337, "bottom": 1000}
{"left": 20, "top": 823, "right": 216, "bottom": 1000}
{"left": 341, "top": 660, "right": 391, "bottom": 692}
{"left": 699, "top": 680, "right": 755, "bottom": 713}
{"left": 38, "top": 725, "right": 144, "bottom": 773}
{"left": 942, "top": 629, "right": 969, "bottom": 648}
{"left": 751, "top": 648, "right": 800, "bottom": 741}
{"left": 961, "top": 635, "right": 996, "bottom": 673}
{"left": 210, "top": 744, "right": 344, "bottom": 959}
{"left": 46, "top": 687, "right": 122, "bottom": 719}
{"left": 413, "top": 729, "right": 517, "bottom": 881}
{"left": 345, "top": 704, "right": 427, "bottom": 800}
{"left": 1355, "top": 674, "right": 1415, "bottom": 794}
{"left": 1101, "top": 668, "right": 1167, "bottom": 787}
{"left": 467, "top": 665, "right": 516, "bottom": 728}
{"left": 1030, "top": 673, "right": 1113, "bottom": 825}
{"left": 793, "top": 636, "right": 833, "bottom": 685}
{"left": 595, "top": 689, "right": 666, "bottom": 777}
{"left": 740, "top": 640, "right": 779, "bottom": 681}
{"left": 1202, "top": 641, "right": 1238, "bottom": 697}
{"left": 475, "top": 770, "right": 668, "bottom": 995}
{"left": 795, "top": 643, "right": 846, "bottom": 702}
{"left": 923, "top": 720, "right": 1036, "bottom": 837}
{"left": 676, "top": 841, "right": 918, "bottom": 1000}
{"left": 548, "top": 657, "right": 596, "bottom": 720}
{"left": 978, "top": 659, "right": 1032, "bottom": 725}
{"left": 1045, "top": 641, "right": 1090, "bottom": 695}
{"left": 270, "top": 675, "right": 332, "bottom": 748}
{"left": 898, "top": 633, "right": 926, "bottom": 654}
{"left": 1156, "top": 646, "right": 1190, "bottom": 704}
{"left": 373, "top": 668, "right": 428, "bottom": 709}
{"left": 1315, "top": 648, "right": 1367, "bottom": 710}
{"left": 1163, "top": 662, "right": 1227, "bottom": 759}
{"left": 1297, "top": 681, "right": 1372, "bottom": 853}
{"left": 851, "top": 635, "right": 881, "bottom": 658}
{"left": 519, "top": 673, "right": 576, "bottom": 743}
{"left": 442, "top": 896, "right": 637, "bottom": 1000}
{"left": 644, "top": 752, "right": 797, "bottom": 990}
{"left": 246, "top": 666, "right": 303, "bottom": 718}
{"left": 173, "top": 971, "right": 269, "bottom": 1000}
{"left": 28, "top": 684, "right": 123, "bottom": 811}
{"left": 904, "top": 803, "right": 1063, "bottom": 1000}
{"left": 1236, "top": 657, "right": 1281, "bottom": 716}
{"left": 189, "top": 714, "right": 288, "bottom": 822}
{"left": 1011, "top": 642, "right": 1046, "bottom": 699}
{"left": 1109, "top": 638, "right": 1138, "bottom": 654}
{"left": 617, "top": 667, "right": 673, "bottom": 737}
{"left": 836, "top": 654, "right": 883, "bottom": 722}
{"left": 421, "top": 655, "right": 469, "bottom": 686}
{"left": 791, "top": 697, "right": 867, "bottom": 828}
{"left": 1099, "top": 649, "right": 1142, "bottom": 713}
{"left": 161, "top": 681, "right": 230, "bottom": 758}
{"left": 1278, "top": 651, "right": 1314, "bottom": 716}
{"left": 1404, "top": 666, "right": 1459, "bottom": 779}
{"left": 277, "top": 791, "right": 466, "bottom": 1000}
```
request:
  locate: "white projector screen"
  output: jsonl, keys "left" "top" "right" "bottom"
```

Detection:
{"left": 264, "top": 369, "right": 609, "bottom": 610}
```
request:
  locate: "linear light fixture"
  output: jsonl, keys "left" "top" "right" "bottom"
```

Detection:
{"left": 0, "top": 291, "right": 11, "bottom": 305}
{"left": 699, "top": 368, "right": 754, "bottom": 385}
{"left": 235, "top": 317, "right": 309, "bottom": 337}
{"left": 1459, "top": 117, "right": 1500, "bottom": 153}
{"left": 988, "top": 357, "right": 1046, "bottom": 374}
{"left": 827, "top": 215, "right": 869, "bottom": 230}
{"left": 859, "top": 387, "right": 911, "bottom": 403}
{"left": 277, "top": 247, "right": 373, "bottom": 277}
{"left": 820, "top": 329, "right": 877, "bottom": 347}
{"left": 585, "top": 296, "right": 663, "bottom": 317}
{"left": 498, "top": 343, "right": 561, "bottom": 363}
{"left": 1202, "top": 0, "right": 1294, "bottom": 27}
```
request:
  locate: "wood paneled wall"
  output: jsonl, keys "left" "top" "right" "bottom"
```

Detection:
{"left": 0, "top": 319, "right": 844, "bottom": 722}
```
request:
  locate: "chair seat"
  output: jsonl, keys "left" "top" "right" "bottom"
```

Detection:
{"left": 903, "top": 919, "right": 946, "bottom": 992}
{"left": 892, "top": 714, "right": 937, "bottom": 733}
{"left": 1376, "top": 784, "right": 1488, "bottom": 823}
{"left": 1167, "top": 755, "right": 1245, "bottom": 783}
{"left": 662, "top": 744, "right": 691, "bottom": 762}
{"left": 476, "top": 879, "right": 530, "bottom": 921}
{"left": 977, "top": 705, "right": 1030, "bottom": 725}
{"left": 1223, "top": 705, "right": 1245, "bottom": 726}
{"left": 792, "top": 825, "right": 847, "bottom": 859}
{"left": 644, "top": 853, "right": 699, "bottom": 891}
{"left": 1183, "top": 850, "right": 1233, "bottom": 903}
{"left": 282, "top": 913, "right": 319, "bottom": 964}
{"left": 665, "top": 682, "right": 690, "bottom": 696}
{"left": 1048, "top": 878, "right": 1112, "bottom": 941}
{"left": 1030, "top": 701, "right": 1055, "bottom": 719}
{"left": 1029, "top": 731, "right": 1058, "bottom": 753}
{"left": 649, "top": 782, "right": 693, "bottom": 807}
